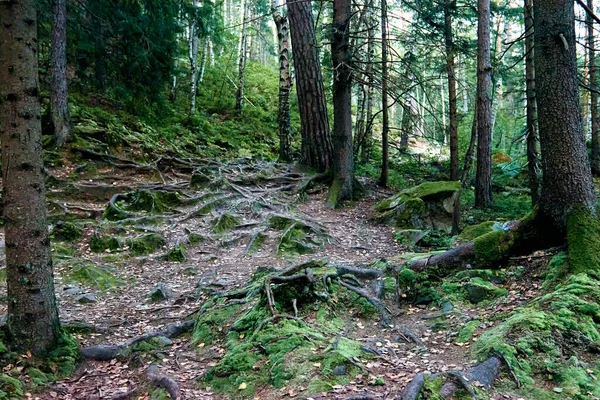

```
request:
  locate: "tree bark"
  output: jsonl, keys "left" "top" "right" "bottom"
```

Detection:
{"left": 444, "top": 2, "right": 459, "bottom": 181}
{"left": 189, "top": 0, "right": 200, "bottom": 116}
{"left": 50, "top": 0, "right": 71, "bottom": 147}
{"left": 235, "top": 0, "right": 249, "bottom": 111}
{"left": 534, "top": 0, "right": 596, "bottom": 232}
{"left": 273, "top": 0, "right": 293, "bottom": 162}
{"left": 524, "top": 0, "right": 541, "bottom": 205}
{"left": 0, "top": 0, "right": 60, "bottom": 354}
{"left": 379, "top": 0, "right": 390, "bottom": 186}
{"left": 475, "top": 0, "right": 493, "bottom": 208}
{"left": 460, "top": 104, "right": 478, "bottom": 186}
{"left": 288, "top": 0, "right": 332, "bottom": 171}
{"left": 328, "top": 0, "right": 354, "bottom": 207}
{"left": 588, "top": 0, "right": 600, "bottom": 175}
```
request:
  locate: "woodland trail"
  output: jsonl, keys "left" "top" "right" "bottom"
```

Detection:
{"left": 0, "top": 159, "right": 541, "bottom": 399}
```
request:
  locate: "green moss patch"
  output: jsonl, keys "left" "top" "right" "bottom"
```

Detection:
{"left": 51, "top": 221, "right": 83, "bottom": 241}
{"left": 90, "top": 234, "right": 121, "bottom": 253}
{"left": 457, "top": 221, "right": 499, "bottom": 242}
{"left": 210, "top": 213, "right": 240, "bottom": 234}
{"left": 127, "top": 233, "right": 166, "bottom": 255}
{"left": 66, "top": 261, "right": 122, "bottom": 290}
{"left": 164, "top": 244, "right": 186, "bottom": 262}
{"left": 103, "top": 190, "right": 181, "bottom": 221}
{"left": 0, "top": 374, "right": 24, "bottom": 399}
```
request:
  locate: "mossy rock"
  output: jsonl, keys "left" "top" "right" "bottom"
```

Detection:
{"left": 68, "top": 262, "right": 121, "bottom": 290}
{"left": 464, "top": 277, "right": 508, "bottom": 304}
{"left": 128, "top": 233, "right": 166, "bottom": 255}
{"left": 374, "top": 181, "right": 460, "bottom": 233}
{"left": 164, "top": 244, "right": 186, "bottom": 262}
{"left": 456, "top": 221, "right": 499, "bottom": 242}
{"left": 90, "top": 234, "right": 121, "bottom": 253}
{"left": 52, "top": 221, "right": 83, "bottom": 241}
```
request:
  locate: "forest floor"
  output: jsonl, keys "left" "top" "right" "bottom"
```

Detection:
{"left": 0, "top": 156, "right": 545, "bottom": 400}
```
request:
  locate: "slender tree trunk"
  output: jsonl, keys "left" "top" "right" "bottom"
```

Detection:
{"left": 444, "top": 3, "right": 459, "bottom": 180}
{"left": 475, "top": 0, "right": 493, "bottom": 208}
{"left": 490, "top": 11, "right": 504, "bottom": 136}
{"left": 288, "top": 0, "right": 332, "bottom": 171}
{"left": 524, "top": 0, "right": 540, "bottom": 205}
{"left": 328, "top": 0, "right": 354, "bottom": 207}
{"left": 362, "top": 18, "right": 376, "bottom": 163}
{"left": 588, "top": 0, "right": 600, "bottom": 175}
{"left": 379, "top": 0, "right": 389, "bottom": 186}
{"left": 93, "top": 19, "right": 106, "bottom": 91}
{"left": 199, "top": 37, "right": 208, "bottom": 85}
{"left": 534, "top": 0, "right": 596, "bottom": 232}
{"left": 0, "top": 0, "right": 60, "bottom": 355}
{"left": 273, "top": 0, "right": 293, "bottom": 162}
{"left": 440, "top": 75, "right": 447, "bottom": 144}
{"left": 354, "top": 86, "right": 366, "bottom": 157}
{"left": 399, "top": 98, "right": 415, "bottom": 152}
{"left": 460, "top": 55, "right": 469, "bottom": 114}
{"left": 460, "top": 105, "right": 478, "bottom": 186}
{"left": 50, "top": 0, "right": 71, "bottom": 147}
{"left": 189, "top": 0, "right": 200, "bottom": 116}
{"left": 235, "top": 0, "right": 249, "bottom": 111}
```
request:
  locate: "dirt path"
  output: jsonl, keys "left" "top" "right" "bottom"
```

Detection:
{"left": 0, "top": 161, "right": 541, "bottom": 399}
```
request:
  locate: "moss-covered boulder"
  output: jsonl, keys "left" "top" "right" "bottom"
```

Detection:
{"left": 456, "top": 221, "right": 501, "bottom": 242}
{"left": 374, "top": 181, "right": 461, "bottom": 233}
{"left": 464, "top": 277, "right": 508, "bottom": 304}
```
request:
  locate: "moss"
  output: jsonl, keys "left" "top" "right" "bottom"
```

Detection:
{"left": 193, "top": 303, "right": 245, "bottom": 345}
{"left": 211, "top": 213, "right": 240, "bottom": 234}
{"left": 90, "top": 234, "right": 121, "bottom": 253}
{"left": 188, "top": 232, "right": 206, "bottom": 245}
{"left": 52, "top": 221, "right": 83, "bottom": 241}
{"left": 68, "top": 262, "right": 121, "bottom": 290}
{"left": 456, "top": 221, "right": 497, "bottom": 242}
{"left": 190, "top": 171, "right": 211, "bottom": 189}
{"left": 103, "top": 190, "right": 180, "bottom": 221}
{"left": 374, "top": 181, "right": 461, "bottom": 212}
{"left": 567, "top": 208, "right": 600, "bottom": 276}
{"left": 246, "top": 231, "right": 267, "bottom": 254}
{"left": 0, "top": 374, "right": 24, "bottom": 399}
{"left": 454, "top": 269, "right": 505, "bottom": 283}
{"left": 52, "top": 244, "right": 76, "bottom": 257}
{"left": 456, "top": 320, "right": 480, "bottom": 343}
{"left": 48, "top": 330, "right": 80, "bottom": 376}
{"left": 542, "top": 253, "right": 570, "bottom": 292}
{"left": 463, "top": 277, "right": 508, "bottom": 304}
{"left": 420, "top": 375, "right": 445, "bottom": 400}
{"left": 27, "top": 368, "right": 49, "bottom": 385}
{"left": 473, "top": 229, "right": 515, "bottom": 266}
{"left": 128, "top": 233, "right": 166, "bottom": 255}
{"left": 149, "top": 387, "right": 171, "bottom": 400}
{"left": 164, "top": 244, "right": 186, "bottom": 262}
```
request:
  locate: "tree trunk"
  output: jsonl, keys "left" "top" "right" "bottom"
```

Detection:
{"left": 524, "top": 0, "right": 540, "bottom": 205}
{"left": 379, "top": 0, "right": 389, "bottom": 187}
{"left": 534, "top": 0, "right": 596, "bottom": 232}
{"left": 189, "top": 0, "right": 200, "bottom": 116}
{"left": 399, "top": 96, "right": 416, "bottom": 152}
{"left": 460, "top": 105, "right": 478, "bottom": 186}
{"left": 235, "top": 0, "right": 249, "bottom": 111}
{"left": 198, "top": 37, "right": 208, "bottom": 86}
{"left": 273, "top": 0, "right": 293, "bottom": 162}
{"left": 475, "top": 0, "right": 493, "bottom": 208}
{"left": 444, "top": 3, "right": 459, "bottom": 180}
{"left": 328, "top": 0, "right": 354, "bottom": 207}
{"left": 588, "top": 0, "right": 600, "bottom": 175}
{"left": 0, "top": 0, "right": 60, "bottom": 354}
{"left": 288, "top": 0, "right": 332, "bottom": 171}
{"left": 50, "top": 0, "right": 71, "bottom": 147}
{"left": 93, "top": 18, "right": 106, "bottom": 91}
{"left": 362, "top": 17, "right": 376, "bottom": 163}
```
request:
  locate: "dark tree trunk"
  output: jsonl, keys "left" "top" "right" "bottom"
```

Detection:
{"left": 534, "top": 0, "right": 596, "bottom": 232}
{"left": 273, "top": 0, "right": 293, "bottom": 162}
{"left": 50, "top": 0, "right": 71, "bottom": 147}
{"left": 288, "top": 0, "right": 332, "bottom": 172}
{"left": 0, "top": 0, "right": 60, "bottom": 354}
{"left": 399, "top": 97, "right": 416, "bottom": 152}
{"left": 379, "top": 0, "right": 389, "bottom": 186}
{"left": 235, "top": 0, "right": 249, "bottom": 111}
{"left": 588, "top": 0, "right": 600, "bottom": 175}
{"left": 328, "top": 0, "right": 354, "bottom": 207}
{"left": 444, "top": 2, "right": 459, "bottom": 181}
{"left": 475, "top": 0, "right": 493, "bottom": 208}
{"left": 93, "top": 18, "right": 106, "bottom": 91}
{"left": 524, "top": 0, "right": 541, "bottom": 205}
{"left": 460, "top": 105, "right": 478, "bottom": 187}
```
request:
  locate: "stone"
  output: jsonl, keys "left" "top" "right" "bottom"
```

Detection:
{"left": 464, "top": 278, "right": 508, "bottom": 304}
{"left": 332, "top": 365, "right": 347, "bottom": 376}
{"left": 374, "top": 181, "right": 461, "bottom": 233}
{"left": 76, "top": 293, "right": 98, "bottom": 304}
{"left": 441, "top": 300, "right": 454, "bottom": 313}
{"left": 63, "top": 286, "right": 84, "bottom": 296}
{"left": 395, "top": 229, "right": 428, "bottom": 245}
{"left": 155, "top": 336, "right": 173, "bottom": 347}
{"left": 150, "top": 282, "right": 173, "bottom": 301}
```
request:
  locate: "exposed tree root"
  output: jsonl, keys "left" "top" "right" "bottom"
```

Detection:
{"left": 81, "top": 320, "right": 194, "bottom": 360}
{"left": 146, "top": 363, "right": 181, "bottom": 400}
{"left": 399, "top": 356, "right": 502, "bottom": 400}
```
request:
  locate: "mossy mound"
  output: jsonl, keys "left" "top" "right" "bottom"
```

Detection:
{"left": 127, "top": 233, "right": 166, "bottom": 255}
{"left": 66, "top": 261, "right": 122, "bottom": 290}
{"left": 90, "top": 234, "right": 121, "bottom": 253}
{"left": 51, "top": 221, "right": 83, "bottom": 241}
{"left": 164, "top": 244, "right": 186, "bottom": 262}
{"left": 473, "top": 254, "right": 600, "bottom": 398}
{"left": 210, "top": 213, "right": 240, "bottom": 234}
{"left": 103, "top": 190, "right": 181, "bottom": 221}
{"left": 374, "top": 181, "right": 460, "bottom": 233}
{"left": 268, "top": 215, "right": 326, "bottom": 255}
{"left": 456, "top": 221, "right": 499, "bottom": 242}
{"left": 193, "top": 262, "right": 390, "bottom": 398}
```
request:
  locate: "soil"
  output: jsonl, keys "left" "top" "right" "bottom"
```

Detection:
{"left": 0, "top": 160, "right": 546, "bottom": 400}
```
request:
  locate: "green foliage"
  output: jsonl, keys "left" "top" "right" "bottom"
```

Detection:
{"left": 90, "top": 234, "right": 121, "bottom": 253}
{"left": 210, "top": 213, "right": 240, "bottom": 234}
{"left": 164, "top": 244, "right": 186, "bottom": 262}
{"left": 0, "top": 374, "right": 24, "bottom": 400}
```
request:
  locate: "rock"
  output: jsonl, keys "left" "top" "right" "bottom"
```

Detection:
{"left": 395, "top": 229, "right": 428, "bottom": 245}
{"left": 150, "top": 282, "right": 173, "bottom": 301}
{"left": 63, "top": 286, "right": 84, "bottom": 296}
{"left": 374, "top": 181, "right": 461, "bottom": 233}
{"left": 332, "top": 365, "right": 347, "bottom": 376}
{"left": 76, "top": 293, "right": 98, "bottom": 304}
{"left": 155, "top": 336, "right": 173, "bottom": 347}
{"left": 464, "top": 278, "right": 508, "bottom": 304}
{"left": 441, "top": 300, "right": 454, "bottom": 313}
